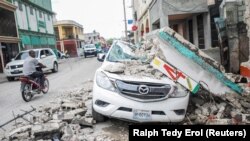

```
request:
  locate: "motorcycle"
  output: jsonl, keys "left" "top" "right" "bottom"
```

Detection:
{"left": 19, "top": 66, "right": 49, "bottom": 102}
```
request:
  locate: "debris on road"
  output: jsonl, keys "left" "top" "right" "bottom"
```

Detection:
{"left": 0, "top": 81, "right": 128, "bottom": 141}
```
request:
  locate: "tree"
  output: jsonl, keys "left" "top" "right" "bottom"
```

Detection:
{"left": 107, "top": 38, "right": 114, "bottom": 46}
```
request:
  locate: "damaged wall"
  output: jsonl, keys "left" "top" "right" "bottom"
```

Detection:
{"left": 244, "top": 0, "right": 250, "bottom": 55}
{"left": 220, "top": 0, "right": 249, "bottom": 73}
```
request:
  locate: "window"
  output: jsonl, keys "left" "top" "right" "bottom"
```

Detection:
{"left": 39, "top": 11, "right": 42, "bottom": 18}
{"left": 18, "top": 2, "right": 23, "bottom": 11}
{"left": 47, "top": 14, "right": 50, "bottom": 21}
{"left": 30, "top": 7, "right": 33, "bottom": 15}
{"left": 40, "top": 50, "right": 45, "bottom": 57}
{"left": 45, "top": 50, "right": 53, "bottom": 56}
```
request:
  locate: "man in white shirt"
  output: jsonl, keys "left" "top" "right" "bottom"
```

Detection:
{"left": 23, "top": 50, "right": 46, "bottom": 88}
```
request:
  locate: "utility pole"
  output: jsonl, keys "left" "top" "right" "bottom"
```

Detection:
{"left": 123, "top": 0, "right": 128, "bottom": 40}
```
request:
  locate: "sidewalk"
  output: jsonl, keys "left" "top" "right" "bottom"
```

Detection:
{"left": 0, "top": 73, "right": 7, "bottom": 83}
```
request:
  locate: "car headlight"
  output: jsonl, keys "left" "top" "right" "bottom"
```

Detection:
{"left": 5, "top": 65, "right": 10, "bottom": 70}
{"left": 169, "top": 85, "right": 188, "bottom": 98}
{"left": 96, "top": 71, "right": 116, "bottom": 92}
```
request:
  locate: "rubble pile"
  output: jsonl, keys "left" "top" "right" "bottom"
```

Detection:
{"left": 184, "top": 89, "right": 250, "bottom": 125}
{"left": 1, "top": 81, "right": 126, "bottom": 141}
{"left": 104, "top": 39, "right": 166, "bottom": 79}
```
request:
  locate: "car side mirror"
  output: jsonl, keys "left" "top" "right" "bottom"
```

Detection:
{"left": 41, "top": 55, "right": 46, "bottom": 59}
{"left": 11, "top": 58, "right": 15, "bottom": 61}
{"left": 97, "top": 54, "right": 106, "bottom": 62}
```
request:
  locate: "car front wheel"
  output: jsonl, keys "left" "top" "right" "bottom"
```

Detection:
{"left": 52, "top": 62, "right": 58, "bottom": 73}
{"left": 92, "top": 106, "right": 106, "bottom": 122}
{"left": 7, "top": 77, "right": 15, "bottom": 81}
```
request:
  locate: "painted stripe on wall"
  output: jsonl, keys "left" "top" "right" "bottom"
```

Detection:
{"left": 159, "top": 31, "right": 243, "bottom": 94}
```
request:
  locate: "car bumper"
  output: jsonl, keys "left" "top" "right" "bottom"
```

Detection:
{"left": 4, "top": 69, "right": 24, "bottom": 77}
{"left": 93, "top": 83, "right": 190, "bottom": 123}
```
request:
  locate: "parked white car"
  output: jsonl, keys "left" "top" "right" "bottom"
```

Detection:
{"left": 83, "top": 44, "right": 97, "bottom": 58}
{"left": 4, "top": 48, "right": 58, "bottom": 81}
{"left": 92, "top": 41, "right": 190, "bottom": 123}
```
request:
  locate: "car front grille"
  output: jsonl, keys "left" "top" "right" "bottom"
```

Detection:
{"left": 115, "top": 80, "right": 172, "bottom": 102}
{"left": 10, "top": 65, "right": 23, "bottom": 69}
{"left": 11, "top": 71, "right": 23, "bottom": 74}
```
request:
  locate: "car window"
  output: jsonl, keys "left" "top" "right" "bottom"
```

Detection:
{"left": 15, "top": 51, "right": 39, "bottom": 60}
{"left": 40, "top": 50, "right": 46, "bottom": 57}
{"left": 45, "top": 50, "right": 53, "bottom": 56}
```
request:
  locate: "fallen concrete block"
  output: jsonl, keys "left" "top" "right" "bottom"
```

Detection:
{"left": 10, "top": 132, "right": 30, "bottom": 140}
{"left": 8, "top": 125, "right": 32, "bottom": 137}
{"left": 104, "top": 63, "right": 125, "bottom": 73}
{"left": 62, "top": 102, "right": 84, "bottom": 110}
{"left": 79, "top": 128, "right": 94, "bottom": 135}
{"left": 71, "top": 118, "right": 93, "bottom": 127}
{"left": 147, "top": 27, "right": 244, "bottom": 95}
{"left": 31, "top": 120, "right": 65, "bottom": 139}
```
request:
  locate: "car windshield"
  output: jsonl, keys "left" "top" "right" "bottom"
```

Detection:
{"left": 85, "top": 45, "right": 95, "bottom": 48}
{"left": 15, "top": 51, "right": 39, "bottom": 60}
{"left": 107, "top": 41, "right": 142, "bottom": 62}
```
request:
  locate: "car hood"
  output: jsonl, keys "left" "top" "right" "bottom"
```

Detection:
{"left": 6, "top": 60, "right": 25, "bottom": 66}
{"left": 99, "top": 62, "right": 176, "bottom": 85}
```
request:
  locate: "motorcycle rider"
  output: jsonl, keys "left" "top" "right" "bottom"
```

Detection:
{"left": 23, "top": 50, "right": 46, "bottom": 89}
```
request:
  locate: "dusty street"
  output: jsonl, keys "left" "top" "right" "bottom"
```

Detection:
{"left": 0, "top": 57, "right": 101, "bottom": 127}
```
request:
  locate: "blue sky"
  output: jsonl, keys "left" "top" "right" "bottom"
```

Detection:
{"left": 51, "top": 0, "right": 133, "bottom": 39}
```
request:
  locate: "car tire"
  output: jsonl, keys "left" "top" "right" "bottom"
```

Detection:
{"left": 52, "top": 62, "right": 58, "bottom": 73}
{"left": 92, "top": 106, "right": 106, "bottom": 122}
{"left": 94, "top": 53, "right": 97, "bottom": 57}
{"left": 84, "top": 54, "right": 87, "bottom": 58}
{"left": 7, "top": 77, "right": 15, "bottom": 81}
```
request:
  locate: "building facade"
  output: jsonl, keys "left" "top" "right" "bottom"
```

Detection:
{"left": 13, "top": 0, "right": 56, "bottom": 50}
{"left": 0, "top": 0, "right": 19, "bottom": 72}
{"left": 84, "top": 31, "right": 100, "bottom": 45}
{"left": 219, "top": 0, "right": 249, "bottom": 73}
{"left": 132, "top": 0, "right": 222, "bottom": 49}
{"left": 54, "top": 20, "right": 84, "bottom": 57}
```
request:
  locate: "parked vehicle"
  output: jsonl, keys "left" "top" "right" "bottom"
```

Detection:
{"left": 92, "top": 40, "right": 190, "bottom": 123}
{"left": 19, "top": 66, "right": 49, "bottom": 102}
{"left": 83, "top": 44, "right": 97, "bottom": 58}
{"left": 57, "top": 50, "right": 69, "bottom": 59}
{"left": 97, "top": 48, "right": 109, "bottom": 62}
{"left": 4, "top": 48, "right": 58, "bottom": 81}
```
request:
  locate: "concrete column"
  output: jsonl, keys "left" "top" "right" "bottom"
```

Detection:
{"left": 192, "top": 15, "right": 199, "bottom": 47}
{"left": 73, "top": 26, "right": 76, "bottom": 38}
{"left": 159, "top": 0, "right": 169, "bottom": 28}
{"left": 244, "top": 0, "right": 250, "bottom": 59}
{"left": 0, "top": 42, "right": 5, "bottom": 71}
{"left": 58, "top": 26, "right": 63, "bottom": 40}
{"left": 60, "top": 41, "right": 64, "bottom": 52}
{"left": 203, "top": 13, "right": 212, "bottom": 49}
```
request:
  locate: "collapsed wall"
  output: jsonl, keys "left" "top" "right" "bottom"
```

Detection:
{"left": 146, "top": 27, "right": 244, "bottom": 95}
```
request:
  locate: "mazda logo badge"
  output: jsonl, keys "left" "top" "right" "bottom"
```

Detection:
{"left": 138, "top": 85, "right": 150, "bottom": 95}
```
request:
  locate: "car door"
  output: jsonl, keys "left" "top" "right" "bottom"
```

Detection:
{"left": 44, "top": 49, "right": 54, "bottom": 69}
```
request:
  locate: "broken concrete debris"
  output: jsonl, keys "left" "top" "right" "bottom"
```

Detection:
{"left": 1, "top": 81, "right": 250, "bottom": 140}
{"left": 0, "top": 81, "right": 125, "bottom": 141}
{"left": 184, "top": 92, "right": 250, "bottom": 125}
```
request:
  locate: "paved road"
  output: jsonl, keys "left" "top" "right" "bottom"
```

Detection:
{"left": 0, "top": 57, "right": 102, "bottom": 126}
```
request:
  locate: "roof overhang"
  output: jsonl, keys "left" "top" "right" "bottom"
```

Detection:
{"left": 0, "top": 36, "right": 20, "bottom": 43}
{"left": 0, "top": 0, "right": 17, "bottom": 12}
